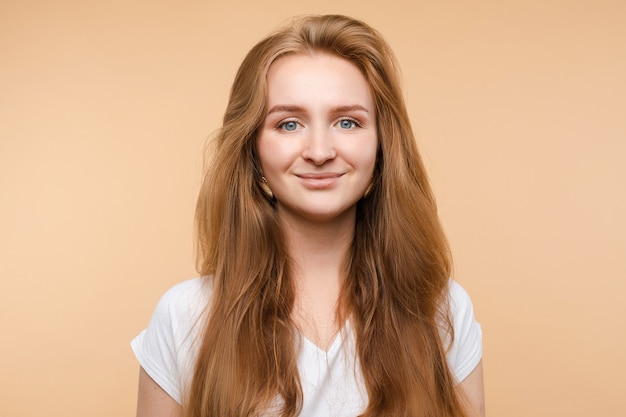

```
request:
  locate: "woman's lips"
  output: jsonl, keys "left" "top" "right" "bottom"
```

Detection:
{"left": 296, "top": 172, "right": 343, "bottom": 189}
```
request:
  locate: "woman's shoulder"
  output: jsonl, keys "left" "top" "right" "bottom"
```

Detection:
{"left": 445, "top": 278, "right": 480, "bottom": 335}
{"left": 132, "top": 277, "right": 214, "bottom": 404}
{"left": 157, "top": 276, "right": 212, "bottom": 304}
{"left": 446, "top": 279, "right": 473, "bottom": 310}
{"left": 149, "top": 276, "right": 214, "bottom": 331}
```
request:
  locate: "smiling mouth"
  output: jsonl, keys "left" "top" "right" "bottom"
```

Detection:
{"left": 296, "top": 173, "right": 343, "bottom": 189}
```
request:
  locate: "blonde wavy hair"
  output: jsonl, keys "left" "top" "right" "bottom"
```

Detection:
{"left": 190, "top": 14, "right": 468, "bottom": 417}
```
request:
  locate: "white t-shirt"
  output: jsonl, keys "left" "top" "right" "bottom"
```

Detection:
{"left": 131, "top": 278, "right": 482, "bottom": 415}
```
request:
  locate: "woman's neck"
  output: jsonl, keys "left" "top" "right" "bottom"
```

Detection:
{"left": 278, "top": 207, "right": 355, "bottom": 350}
{"left": 280, "top": 206, "right": 355, "bottom": 283}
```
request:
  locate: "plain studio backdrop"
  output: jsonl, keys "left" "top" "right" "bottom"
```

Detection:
{"left": 1, "top": 1, "right": 624, "bottom": 416}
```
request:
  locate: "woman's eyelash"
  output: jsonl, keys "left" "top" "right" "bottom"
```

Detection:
{"left": 337, "top": 117, "right": 362, "bottom": 128}
{"left": 276, "top": 119, "right": 299, "bottom": 131}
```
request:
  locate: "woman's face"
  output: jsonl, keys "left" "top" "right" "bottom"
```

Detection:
{"left": 256, "top": 52, "right": 378, "bottom": 225}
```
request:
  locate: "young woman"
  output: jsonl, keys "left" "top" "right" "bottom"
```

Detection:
{"left": 133, "top": 14, "right": 484, "bottom": 417}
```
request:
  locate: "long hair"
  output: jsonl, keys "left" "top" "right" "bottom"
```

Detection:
{"left": 190, "top": 14, "right": 468, "bottom": 417}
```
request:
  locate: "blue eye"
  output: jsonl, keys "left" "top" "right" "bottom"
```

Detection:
{"left": 339, "top": 119, "right": 357, "bottom": 129}
{"left": 281, "top": 121, "right": 298, "bottom": 131}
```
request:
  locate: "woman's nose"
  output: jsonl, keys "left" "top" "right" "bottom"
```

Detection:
{"left": 301, "top": 127, "right": 337, "bottom": 165}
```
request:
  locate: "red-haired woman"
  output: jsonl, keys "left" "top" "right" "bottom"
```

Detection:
{"left": 133, "top": 14, "right": 485, "bottom": 417}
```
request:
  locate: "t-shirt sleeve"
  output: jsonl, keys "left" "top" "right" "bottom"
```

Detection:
{"left": 445, "top": 280, "right": 483, "bottom": 383}
{"left": 131, "top": 278, "right": 206, "bottom": 404}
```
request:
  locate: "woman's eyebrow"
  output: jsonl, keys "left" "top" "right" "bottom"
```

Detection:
{"left": 330, "top": 104, "right": 369, "bottom": 113}
{"left": 267, "top": 104, "right": 306, "bottom": 115}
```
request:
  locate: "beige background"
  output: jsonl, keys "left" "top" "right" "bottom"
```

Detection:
{"left": 1, "top": 0, "right": 624, "bottom": 416}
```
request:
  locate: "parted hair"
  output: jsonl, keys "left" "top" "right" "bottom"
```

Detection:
{"left": 190, "top": 14, "right": 470, "bottom": 417}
